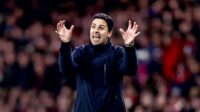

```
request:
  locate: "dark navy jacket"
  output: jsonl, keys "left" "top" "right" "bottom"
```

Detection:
{"left": 59, "top": 40, "right": 137, "bottom": 112}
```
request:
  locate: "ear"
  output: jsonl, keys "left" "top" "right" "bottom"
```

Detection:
{"left": 108, "top": 31, "right": 113, "bottom": 38}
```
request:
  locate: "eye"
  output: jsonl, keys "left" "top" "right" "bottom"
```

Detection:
{"left": 98, "top": 26, "right": 104, "bottom": 30}
{"left": 91, "top": 25, "right": 96, "bottom": 29}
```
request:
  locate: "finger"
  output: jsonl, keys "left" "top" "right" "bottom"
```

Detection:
{"left": 57, "top": 21, "right": 63, "bottom": 30}
{"left": 55, "top": 30, "right": 59, "bottom": 35}
{"left": 59, "top": 20, "right": 64, "bottom": 29}
{"left": 55, "top": 30, "right": 61, "bottom": 38}
{"left": 135, "top": 31, "right": 140, "bottom": 37}
{"left": 132, "top": 22, "right": 136, "bottom": 30}
{"left": 133, "top": 24, "right": 139, "bottom": 32}
{"left": 128, "top": 20, "right": 132, "bottom": 30}
{"left": 119, "top": 28, "right": 125, "bottom": 34}
{"left": 60, "top": 20, "right": 66, "bottom": 29}
{"left": 57, "top": 21, "right": 61, "bottom": 31}
{"left": 70, "top": 25, "right": 74, "bottom": 31}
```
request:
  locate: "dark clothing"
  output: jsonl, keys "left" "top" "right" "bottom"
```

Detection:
{"left": 59, "top": 40, "right": 137, "bottom": 112}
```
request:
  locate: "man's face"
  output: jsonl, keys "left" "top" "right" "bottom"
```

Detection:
{"left": 90, "top": 19, "right": 112, "bottom": 45}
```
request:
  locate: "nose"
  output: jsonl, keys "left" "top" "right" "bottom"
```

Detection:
{"left": 94, "top": 28, "right": 99, "bottom": 32}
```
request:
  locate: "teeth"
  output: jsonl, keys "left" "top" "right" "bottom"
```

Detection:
{"left": 93, "top": 36, "right": 100, "bottom": 38}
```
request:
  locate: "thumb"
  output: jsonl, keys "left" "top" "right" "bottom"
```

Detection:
{"left": 70, "top": 25, "right": 74, "bottom": 31}
{"left": 119, "top": 28, "right": 125, "bottom": 34}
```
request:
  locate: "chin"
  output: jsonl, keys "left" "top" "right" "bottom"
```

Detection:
{"left": 91, "top": 42, "right": 100, "bottom": 45}
{"left": 91, "top": 41, "right": 101, "bottom": 45}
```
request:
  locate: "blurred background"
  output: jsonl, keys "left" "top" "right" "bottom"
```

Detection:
{"left": 0, "top": 0, "right": 200, "bottom": 112}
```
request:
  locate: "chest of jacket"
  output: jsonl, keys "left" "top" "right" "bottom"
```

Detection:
{"left": 78, "top": 45, "right": 121, "bottom": 87}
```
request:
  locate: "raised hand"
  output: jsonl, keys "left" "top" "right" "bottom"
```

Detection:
{"left": 55, "top": 20, "right": 74, "bottom": 43}
{"left": 119, "top": 20, "right": 140, "bottom": 46}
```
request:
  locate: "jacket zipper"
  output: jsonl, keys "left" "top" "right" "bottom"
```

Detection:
{"left": 104, "top": 64, "right": 106, "bottom": 85}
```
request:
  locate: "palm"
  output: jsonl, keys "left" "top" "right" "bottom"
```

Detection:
{"left": 55, "top": 20, "right": 74, "bottom": 43}
{"left": 119, "top": 20, "right": 140, "bottom": 45}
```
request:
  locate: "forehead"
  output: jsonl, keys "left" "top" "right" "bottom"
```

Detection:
{"left": 91, "top": 19, "right": 107, "bottom": 26}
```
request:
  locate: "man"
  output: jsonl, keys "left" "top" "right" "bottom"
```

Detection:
{"left": 56, "top": 13, "right": 140, "bottom": 112}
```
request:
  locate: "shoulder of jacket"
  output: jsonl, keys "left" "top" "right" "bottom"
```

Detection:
{"left": 114, "top": 45, "right": 124, "bottom": 51}
{"left": 71, "top": 45, "right": 85, "bottom": 55}
{"left": 74, "top": 44, "right": 87, "bottom": 51}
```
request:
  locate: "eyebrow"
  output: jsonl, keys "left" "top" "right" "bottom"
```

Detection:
{"left": 91, "top": 23, "right": 106, "bottom": 27}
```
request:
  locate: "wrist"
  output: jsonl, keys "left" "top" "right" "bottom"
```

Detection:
{"left": 61, "top": 38, "right": 71, "bottom": 43}
{"left": 124, "top": 41, "right": 134, "bottom": 47}
{"left": 62, "top": 40, "right": 70, "bottom": 43}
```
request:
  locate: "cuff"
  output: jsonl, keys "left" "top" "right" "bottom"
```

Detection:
{"left": 124, "top": 46, "right": 136, "bottom": 53}
{"left": 60, "top": 42, "right": 72, "bottom": 52}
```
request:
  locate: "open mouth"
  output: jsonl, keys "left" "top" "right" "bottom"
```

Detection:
{"left": 93, "top": 35, "right": 100, "bottom": 38}
{"left": 92, "top": 36, "right": 101, "bottom": 40}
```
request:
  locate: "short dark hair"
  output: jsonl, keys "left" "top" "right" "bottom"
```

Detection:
{"left": 92, "top": 13, "right": 114, "bottom": 32}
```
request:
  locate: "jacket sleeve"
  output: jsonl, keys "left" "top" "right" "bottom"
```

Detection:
{"left": 117, "top": 46, "right": 138, "bottom": 76}
{"left": 58, "top": 42, "right": 82, "bottom": 88}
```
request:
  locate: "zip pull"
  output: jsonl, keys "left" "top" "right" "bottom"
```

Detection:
{"left": 104, "top": 64, "right": 107, "bottom": 85}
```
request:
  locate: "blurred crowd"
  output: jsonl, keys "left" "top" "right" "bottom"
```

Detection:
{"left": 0, "top": 0, "right": 200, "bottom": 112}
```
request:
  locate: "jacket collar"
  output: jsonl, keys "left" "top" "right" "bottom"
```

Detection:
{"left": 89, "top": 39, "right": 111, "bottom": 53}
